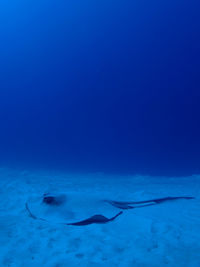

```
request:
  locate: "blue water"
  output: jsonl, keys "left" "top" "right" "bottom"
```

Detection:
{"left": 0, "top": 0, "right": 200, "bottom": 176}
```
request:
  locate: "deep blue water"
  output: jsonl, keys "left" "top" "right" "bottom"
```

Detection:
{"left": 0, "top": 0, "right": 200, "bottom": 176}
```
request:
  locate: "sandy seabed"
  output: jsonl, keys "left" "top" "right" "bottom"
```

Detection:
{"left": 0, "top": 168, "right": 200, "bottom": 267}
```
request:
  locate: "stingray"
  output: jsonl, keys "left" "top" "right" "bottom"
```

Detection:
{"left": 105, "top": 196, "right": 195, "bottom": 209}
{"left": 25, "top": 194, "right": 195, "bottom": 226}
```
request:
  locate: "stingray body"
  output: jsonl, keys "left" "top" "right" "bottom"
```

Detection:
{"left": 67, "top": 211, "right": 123, "bottom": 226}
{"left": 25, "top": 201, "right": 122, "bottom": 226}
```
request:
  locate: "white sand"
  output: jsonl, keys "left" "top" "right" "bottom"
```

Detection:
{"left": 0, "top": 168, "right": 200, "bottom": 267}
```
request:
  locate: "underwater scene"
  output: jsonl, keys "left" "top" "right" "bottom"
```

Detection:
{"left": 0, "top": 0, "right": 200, "bottom": 266}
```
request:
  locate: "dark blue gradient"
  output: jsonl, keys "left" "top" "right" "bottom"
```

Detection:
{"left": 0, "top": 0, "right": 200, "bottom": 175}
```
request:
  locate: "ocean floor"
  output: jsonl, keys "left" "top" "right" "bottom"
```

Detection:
{"left": 0, "top": 168, "right": 200, "bottom": 267}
